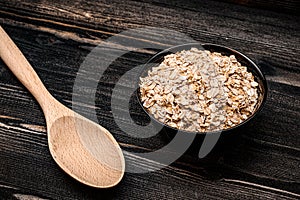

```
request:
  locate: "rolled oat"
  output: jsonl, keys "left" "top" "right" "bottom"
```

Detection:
{"left": 139, "top": 48, "right": 259, "bottom": 132}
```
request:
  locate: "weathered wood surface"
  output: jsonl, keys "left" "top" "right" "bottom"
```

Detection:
{"left": 219, "top": 0, "right": 299, "bottom": 14}
{"left": 0, "top": 0, "right": 299, "bottom": 199}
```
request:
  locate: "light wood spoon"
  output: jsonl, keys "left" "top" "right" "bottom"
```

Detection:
{"left": 0, "top": 26, "right": 125, "bottom": 188}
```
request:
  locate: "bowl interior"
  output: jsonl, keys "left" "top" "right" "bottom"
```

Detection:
{"left": 137, "top": 43, "right": 267, "bottom": 134}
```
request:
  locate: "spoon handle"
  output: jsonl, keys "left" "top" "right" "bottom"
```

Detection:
{"left": 0, "top": 26, "right": 52, "bottom": 107}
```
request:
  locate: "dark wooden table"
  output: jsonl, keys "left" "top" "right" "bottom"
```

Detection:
{"left": 0, "top": 0, "right": 299, "bottom": 199}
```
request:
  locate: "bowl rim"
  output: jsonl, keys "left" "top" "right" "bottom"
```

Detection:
{"left": 136, "top": 43, "right": 268, "bottom": 135}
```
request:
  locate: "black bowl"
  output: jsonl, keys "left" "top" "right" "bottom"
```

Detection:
{"left": 136, "top": 43, "right": 268, "bottom": 156}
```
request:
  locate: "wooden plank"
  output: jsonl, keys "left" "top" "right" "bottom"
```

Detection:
{"left": 216, "top": 0, "right": 300, "bottom": 14}
{"left": 0, "top": 0, "right": 299, "bottom": 199}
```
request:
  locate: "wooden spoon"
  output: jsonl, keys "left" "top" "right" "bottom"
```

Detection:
{"left": 0, "top": 26, "right": 125, "bottom": 188}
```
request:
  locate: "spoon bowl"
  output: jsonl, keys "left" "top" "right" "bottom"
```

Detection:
{"left": 0, "top": 26, "right": 125, "bottom": 188}
{"left": 47, "top": 108, "right": 125, "bottom": 188}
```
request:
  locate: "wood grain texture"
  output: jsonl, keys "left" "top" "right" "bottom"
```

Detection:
{"left": 0, "top": 0, "right": 299, "bottom": 199}
{"left": 216, "top": 0, "right": 300, "bottom": 14}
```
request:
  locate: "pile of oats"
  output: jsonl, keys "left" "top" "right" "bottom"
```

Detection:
{"left": 139, "top": 48, "right": 259, "bottom": 132}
